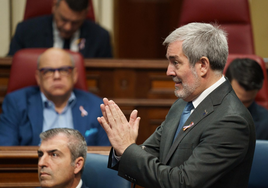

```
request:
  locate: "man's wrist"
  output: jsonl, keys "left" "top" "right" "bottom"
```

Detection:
{"left": 113, "top": 148, "right": 121, "bottom": 161}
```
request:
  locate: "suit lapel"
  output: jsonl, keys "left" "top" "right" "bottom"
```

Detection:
{"left": 44, "top": 15, "right": 54, "bottom": 47}
{"left": 28, "top": 92, "right": 43, "bottom": 145}
{"left": 163, "top": 80, "right": 232, "bottom": 164}
{"left": 72, "top": 96, "right": 88, "bottom": 137}
{"left": 78, "top": 22, "right": 88, "bottom": 57}
{"left": 161, "top": 101, "right": 186, "bottom": 159}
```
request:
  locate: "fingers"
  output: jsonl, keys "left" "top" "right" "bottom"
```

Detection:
{"left": 134, "top": 117, "right": 141, "bottom": 134}
{"left": 113, "top": 101, "right": 128, "bottom": 124}
{"left": 129, "top": 109, "right": 138, "bottom": 126}
{"left": 98, "top": 98, "right": 140, "bottom": 153}
{"left": 100, "top": 97, "right": 133, "bottom": 127}
{"left": 97, "top": 116, "right": 111, "bottom": 132}
{"left": 100, "top": 104, "right": 107, "bottom": 117}
{"left": 130, "top": 109, "right": 140, "bottom": 136}
{"left": 103, "top": 98, "right": 128, "bottom": 125}
{"left": 107, "top": 100, "right": 121, "bottom": 123}
{"left": 103, "top": 98, "right": 109, "bottom": 105}
{"left": 105, "top": 104, "right": 117, "bottom": 126}
{"left": 100, "top": 98, "right": 110, "bottom": 121}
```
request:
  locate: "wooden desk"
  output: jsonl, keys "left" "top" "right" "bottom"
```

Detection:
{"left": 0, "top": 146, "right": 111, "bottom": 188}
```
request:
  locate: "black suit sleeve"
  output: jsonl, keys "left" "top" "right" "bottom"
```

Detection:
{"left": 8, "top": 23, "right": 24, "bottom": 56}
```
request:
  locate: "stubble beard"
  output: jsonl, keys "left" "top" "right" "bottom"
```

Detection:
{"left": 174, "top": 69, "right": 200, "bottom": 99}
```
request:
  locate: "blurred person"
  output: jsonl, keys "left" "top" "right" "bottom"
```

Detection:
{"left": 225, "top": 58, "right": 268, "bottom": 140}
{"left": 98, "top": 23, "right": 256, "bottom": 188}
{"left": 8, "top": 0, "right": 112, "bottom": 58}
{"left": 38, "top": 128, "right": 88, "bottom": 188}
{"left": 0, "top": 48, "right": 109, "bottom": 146}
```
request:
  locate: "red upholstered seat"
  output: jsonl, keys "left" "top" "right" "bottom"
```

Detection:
{"left": 224, "top": 54, "right": 268, "bottom": 109}
{"left": 7, "top": 48, "right": 87, "bottom": 94}
{"left": 179, "top": 0, "right": 255, "bottom": 54}
{"left": 23, "top": 0, "right": 95, "bottom": 21}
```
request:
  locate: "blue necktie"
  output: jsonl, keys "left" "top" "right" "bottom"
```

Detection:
{"left": 173, "top": 102, "right": 194, "bottom": 142}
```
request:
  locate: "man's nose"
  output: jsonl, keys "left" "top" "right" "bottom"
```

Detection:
{"left": 63, "top": 22, "right": 72, "bottom": 31}
{"left": 53, "top": 70, "right": 61, "bottom": 78}
{"left": 38, "top": 155, "right": 48, "bottom": 167}
{"left": 166, "top": 64, "right": 175, "bottom": 76}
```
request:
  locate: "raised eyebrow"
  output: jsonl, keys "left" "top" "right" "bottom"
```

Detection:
{"left": 47, "top": 149, "right": 59, "bottom": 153}
{"left": 167, "top": 56, "right": 179, "bottom": 61}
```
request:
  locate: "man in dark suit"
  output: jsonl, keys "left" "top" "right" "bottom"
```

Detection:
{"left": 0, "top": 48, "right": 110, "bottom": 146}
{"left": 97, "top": 22, "right": 256, "bottom": 188}
{"left": 8, "top": 0, "right": 112, "bottom": 58}
{"left": 225, "top": 58, "right": 268, "bottom": 140}
{"left": 38, "top": 128, "right": 89, "bottom": 188}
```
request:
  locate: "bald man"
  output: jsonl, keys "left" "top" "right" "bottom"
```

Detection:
{"left": 0, "top": 48, "right": 110, "bottom": 146}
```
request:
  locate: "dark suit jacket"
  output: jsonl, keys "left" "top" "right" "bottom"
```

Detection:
{"left": 8, "top": 15, "right": 112, "bottom": 58}
{"left": 248, "top": 101, "right": 268, "bottom": 140}
{"left": 0, "top": 86, "right": 110, "bottom": 146}
{"left": 109, "top": 80, "right": 256, "bottom": 188}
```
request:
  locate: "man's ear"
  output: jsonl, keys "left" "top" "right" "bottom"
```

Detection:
{"left": 198, "top": 56, "right": 210, "bottom": 77}
{"left": 74, "top": 157, "right": 84, "bottom": 175}
{"left": 35, "top": 70, "right": 41, "bottom": 86}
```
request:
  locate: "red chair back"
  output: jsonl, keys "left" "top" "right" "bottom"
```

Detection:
{"left": 179, "top": 0, "right": 254, "bottom": 54}
{"left": 224, "top": 54, "right": 268, "bottom": 109}
{"left": 7, "top": 48, "right": 87, "bottom": 94}
{"left": 23, "top": 0, "right": 95, "bottom": 21}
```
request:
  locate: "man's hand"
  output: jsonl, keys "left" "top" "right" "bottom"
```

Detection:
{"left": 97, "top": 98, "right": 141, "bottom": 156}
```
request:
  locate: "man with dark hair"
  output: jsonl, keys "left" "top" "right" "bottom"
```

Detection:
{"left": 38, "top": 128, "right": 88, "bottom": 188}
{"left": 98, "top": 23, "right": 255, "bottom": 188}
{"left": 8, "top": 0, "right": 112, "bottom": 58}
{"left": 225, "top": 58, "right": 268, "bottom": 140}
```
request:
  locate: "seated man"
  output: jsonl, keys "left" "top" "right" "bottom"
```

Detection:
{"left": 0, "top": 48, "right": 110, "bottom": 146}
{"left": 8, "top": 0, "right": 112, "bottom": 58}
{"left": 225, "top": 58, "right": 268, "bottom": 140}
{"left": 38, "top": 128, "right": 88, "bottom": 188}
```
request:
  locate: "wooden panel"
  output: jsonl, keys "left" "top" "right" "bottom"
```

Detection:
{"left": 0, "top": 58, "right": 177, "bottom": 142}
{"left": 114, "top": 98, "right": 175, "bottom": 144}
{"left": 1, "top": 57, "right": 268, "bottom": 142}
{"left": 113, "top": 0, "right": 183, "bottom": 59}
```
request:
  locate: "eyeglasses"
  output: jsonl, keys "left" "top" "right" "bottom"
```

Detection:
{"left": 39, "top": 66, "right": 74, "bottom": 77}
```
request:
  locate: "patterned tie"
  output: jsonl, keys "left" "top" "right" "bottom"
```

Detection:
{"left": 173, "top": 102, "right": 194, "bottom": 142}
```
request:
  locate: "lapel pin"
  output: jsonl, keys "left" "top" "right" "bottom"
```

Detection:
{"left": 76, "top": 38, "right": 86, "bottom": 50}
{"left": 203, "top": 110, "right": 208, "bottom": 116}
{"left": 79, "top": 106, "right": 88, "bottom": 117}
{"left": 183, "top": 122, "right": 194, "bottom": 131}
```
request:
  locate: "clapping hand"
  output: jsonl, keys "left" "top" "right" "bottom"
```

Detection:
{"left": 97, "top": 98, "right": 141, "bottom": 156}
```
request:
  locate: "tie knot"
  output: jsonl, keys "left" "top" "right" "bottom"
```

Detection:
{"left": 185, "top": 102, "right": 194, "bottom": 112}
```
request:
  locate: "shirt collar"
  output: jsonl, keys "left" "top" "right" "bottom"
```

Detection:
{"left": 41, "top": 91, "right": 76, "bottom": 109}
{"left": 76, "top": 179, "right": 83, "bottom": 188}
{"left": 192, "top": 76, "right": 226, "bottom": 108}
